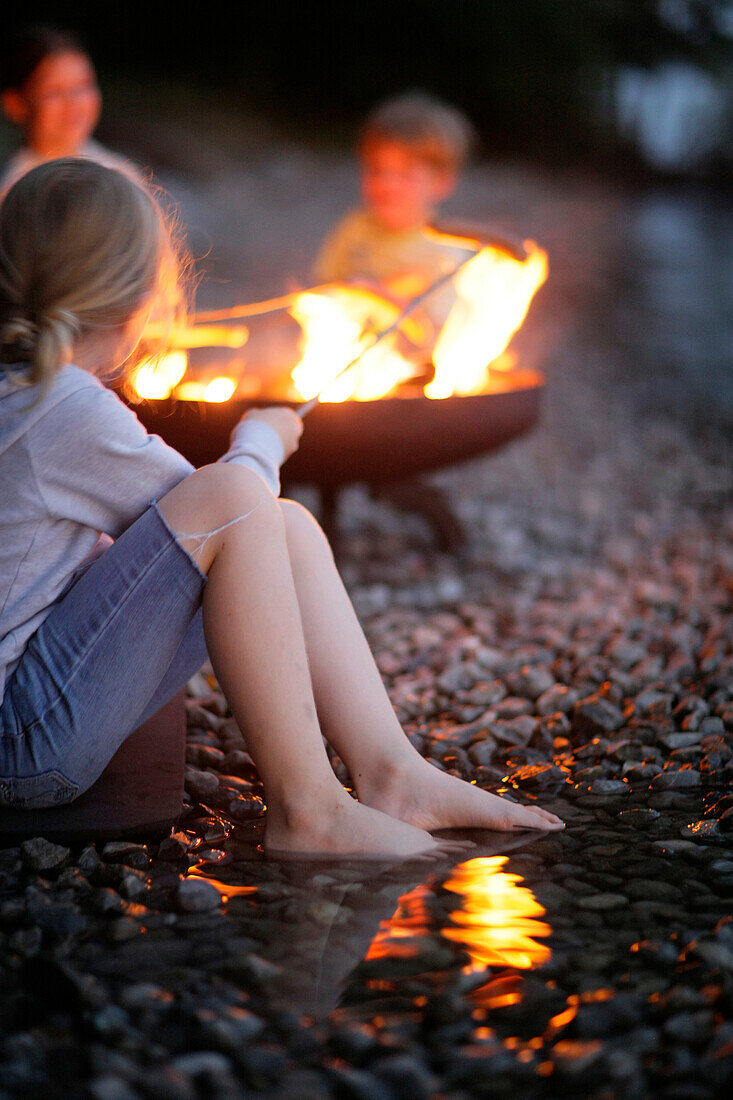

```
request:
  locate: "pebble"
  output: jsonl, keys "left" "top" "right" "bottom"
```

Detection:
{"left": 173, "top": 878, "right": 222, "bottom": 913}
{"left": 20, "top": 837, "right": 70, "bottom": 872}
{"left": 157, "top": 832, "right": 192, "bottom": 860}
{"left": 571, "top": 697, "right": 625, "bottom": 737}
{"left": 101, "top": 842, "right": 149, "bottom": 869}
{"left": 577, "top": 893, "right": 629, "bottom": 911}
{"left": 651, "top": 770, "right": 702, "bottom": 790}
{"left": 184, "top": 767, "right": 220, "bottom": 801}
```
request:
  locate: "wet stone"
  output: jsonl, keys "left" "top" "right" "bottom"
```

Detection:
{"left": 184, "top": 767, "right": 220, "bottom": 801}
{"left": 88, "top": 1078, "right": 139, "bottom": 1100}
{"left": 588, "top": 779, "right": 630, "bottom": 796}
{"left": 495, "top": 696, "right": 534, "bottom": 719}
{"left": 101, "top": 843, "right": 149, "bottom": 869}
{"left": 8, "top": 926, "right": 43, "bottom": 957}
{"left": 571, "top": 697, "right": 625, "bottom": 738}
{"left": 577, "top": 893, "right": 629, "bottom": 910}
{"left": 651, "top": 770, "right": 702, "bottom": 790}
{"left": 662, "top": 1010, "right": 715, "bottom": 1047}
{"left": 173, "top": 878, "right": 222, "bottom": 914}
{"left": 157, "top": 833, "right": 192, "bottom": 861}
{"left": 680, "top": 820, "right": 721, "bottom": 840}
{"left": 76, "top": 845, "right": 102, "bottom": 877}
{"left": 658, "top": 732, "right": 704, "bottom": 751}
{"left": 20, "top": 838, "right": 70, "bottom": 873}
{"left": 509, "top": 762, "right": 567, "bottom": 787}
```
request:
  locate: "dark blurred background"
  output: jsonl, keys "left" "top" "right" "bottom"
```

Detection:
{"left": 2, "top": 0, "right": 732, "bottom": 180}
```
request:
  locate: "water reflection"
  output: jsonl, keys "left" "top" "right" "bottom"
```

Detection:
{"left": 612, "top": 187, "right": 733, "bottom": 424}
{"left": 367, "top": 856, "right": 550, "bottom": 973}
{"left": 443, "top": 857, "right": 551, "bottom": 970}
{"left": 193, "top": 839, "right": 551, "bottom": 1020}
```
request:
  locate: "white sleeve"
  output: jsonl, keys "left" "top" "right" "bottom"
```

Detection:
{"left": 221, "top": 417, "right": 285, "bottom": 496}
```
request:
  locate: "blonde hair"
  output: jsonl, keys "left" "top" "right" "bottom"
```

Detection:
{"left": 0, "top": 158, "right": 187, "bottom": 390}
{"left": 358, "top": 92, "right": 475, "bottom": 175}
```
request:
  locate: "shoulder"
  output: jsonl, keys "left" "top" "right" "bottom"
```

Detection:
{"left": 79, "top": 141, "right": 146, "bottom": 186}
{"left": 315, "top": 209, "right": 378, "bottom": 281}
{"left": 28, "top": 366, "right": 141, "bottom": 438}
{"left": 0, "top": 148, "right": 40, "bottom": 197}
{"left": 321, "top": 209, "right": 371, "bottom": 248}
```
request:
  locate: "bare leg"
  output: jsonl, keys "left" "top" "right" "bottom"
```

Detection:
{"left": 157, "top": 465, "right": 438, "bottom": 858}
{"left": 280, "top": 500, "right": 563, "bottom": 833}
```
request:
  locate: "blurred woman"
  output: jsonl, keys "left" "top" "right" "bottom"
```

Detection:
{"left": 0, "top": 24, "right": 135, "bottom": 196}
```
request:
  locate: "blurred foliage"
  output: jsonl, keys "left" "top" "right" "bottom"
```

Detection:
{"left": 5, "top": 0, "right": 731, "bottom": 164}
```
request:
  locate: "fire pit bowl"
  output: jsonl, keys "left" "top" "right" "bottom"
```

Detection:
{"left": 128, "top": 367, "right": 544, "bottom": 490}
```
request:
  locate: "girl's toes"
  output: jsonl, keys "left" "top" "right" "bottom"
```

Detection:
{"left": 511, "top": 804, "right": 564, "bottom": 831}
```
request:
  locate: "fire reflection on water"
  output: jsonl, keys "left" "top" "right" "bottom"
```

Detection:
{"left": 366, "top": 856, "right": 551, "bottom": 972}
{"left": 182, "top": 850, "right": 551, "bottom": 1020}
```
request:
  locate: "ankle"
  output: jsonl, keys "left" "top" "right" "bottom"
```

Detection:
{"left": 266, "top": 780, "right": 351, "bottom": 831}
{"left": 353, "top": 746, "right": 419, "bottom": 799}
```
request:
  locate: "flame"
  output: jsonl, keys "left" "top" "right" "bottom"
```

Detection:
{"left": 132, "top": 350, "right": 188, "bottom": 399}
{"left": 365, "top": 856, "right": 550, "bottom": 974}
{"left": 132, "top": 321, "right": 249, "bottom": 402}
{"left": 289, "top": 285, "right": 425, "bottom": 403}
{"left": 175, "top": 376, "right": 237, "bottom": 403}
{"left": 290, "top": 238, "right": 547, "bottom": 404}
{"left": 426, "top": 242, "right": 548, "bottom": 399}
{"left": 132, "top": 230, "right": 548, "bottom": 406}
{"left": 144, "top": 321, "right": 249, "bottom": 349}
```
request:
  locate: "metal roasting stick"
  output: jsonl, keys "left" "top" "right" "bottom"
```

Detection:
{"left": 295, "top": 250, "right": 480, "bottom": 418}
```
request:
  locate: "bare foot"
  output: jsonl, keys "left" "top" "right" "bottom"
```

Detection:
{"left": 263, "top": 790, "right": 442, "bottom": 860}
{"left": 358, "top": 752, "right": 564, "bottom": 834}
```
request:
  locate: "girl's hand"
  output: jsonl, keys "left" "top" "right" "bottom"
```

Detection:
{"left": 243, "top": 407, "right": 303, "bottom": 460}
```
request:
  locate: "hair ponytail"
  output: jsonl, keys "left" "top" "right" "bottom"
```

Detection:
{"left": 34, "top": 308, "right": 80, "bottom": 385}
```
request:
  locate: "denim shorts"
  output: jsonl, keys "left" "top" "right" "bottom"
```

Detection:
{"left": 0, "top": 504, "right": 207, "bottom": 809}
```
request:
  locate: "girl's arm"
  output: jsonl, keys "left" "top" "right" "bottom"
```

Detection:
{"left": 30, "top": 372, "right": 287, "bottom": 537}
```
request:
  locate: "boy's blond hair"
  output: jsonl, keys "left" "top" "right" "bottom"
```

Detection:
{"left": 358, "top": 91, "right": 475, "bottom": 174}
{"left": 0, "top": 159, "right": 186, "bottom": 390}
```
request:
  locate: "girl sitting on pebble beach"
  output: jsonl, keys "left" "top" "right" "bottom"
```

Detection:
{"left": 0, "top": 160, "right": 563, "bottom": 857}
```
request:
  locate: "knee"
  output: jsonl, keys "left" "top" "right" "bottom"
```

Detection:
{"left": 181, "top": 464, "right": 278, "bottom": 523}
{"left": 202, "top": 463, "right": 277, "bottom": 519}
{"left": 158, "top": 464, "right": 281, "bottom": 559}
{"left": 279, "top": 498, "right": 332, "bottom": 553}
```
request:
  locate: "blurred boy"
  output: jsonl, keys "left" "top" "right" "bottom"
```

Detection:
{"left": 314, "top": 93, "right": 477, "bottom": 552}
{"left": 315, "top": 91, "right": 476, "bottom": 328}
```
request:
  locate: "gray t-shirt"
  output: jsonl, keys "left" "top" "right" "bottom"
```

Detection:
{"left": 0, "top": 364, "right": 285, "bottom": 702}
{"left": 0, "top": 140, "right": 139, "bottom": 198}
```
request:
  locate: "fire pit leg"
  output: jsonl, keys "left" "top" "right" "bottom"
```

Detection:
{"left": 370, "top": 479, "right": 466, "bottom": 553}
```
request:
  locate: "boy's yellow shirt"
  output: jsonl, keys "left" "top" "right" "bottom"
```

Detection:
{"left": 314, "top": 209, "right": 472, "bottom": 326}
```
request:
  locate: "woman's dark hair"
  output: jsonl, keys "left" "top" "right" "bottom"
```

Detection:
{"left": 1, "top": 24, "right": 89, "bottom": 93}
